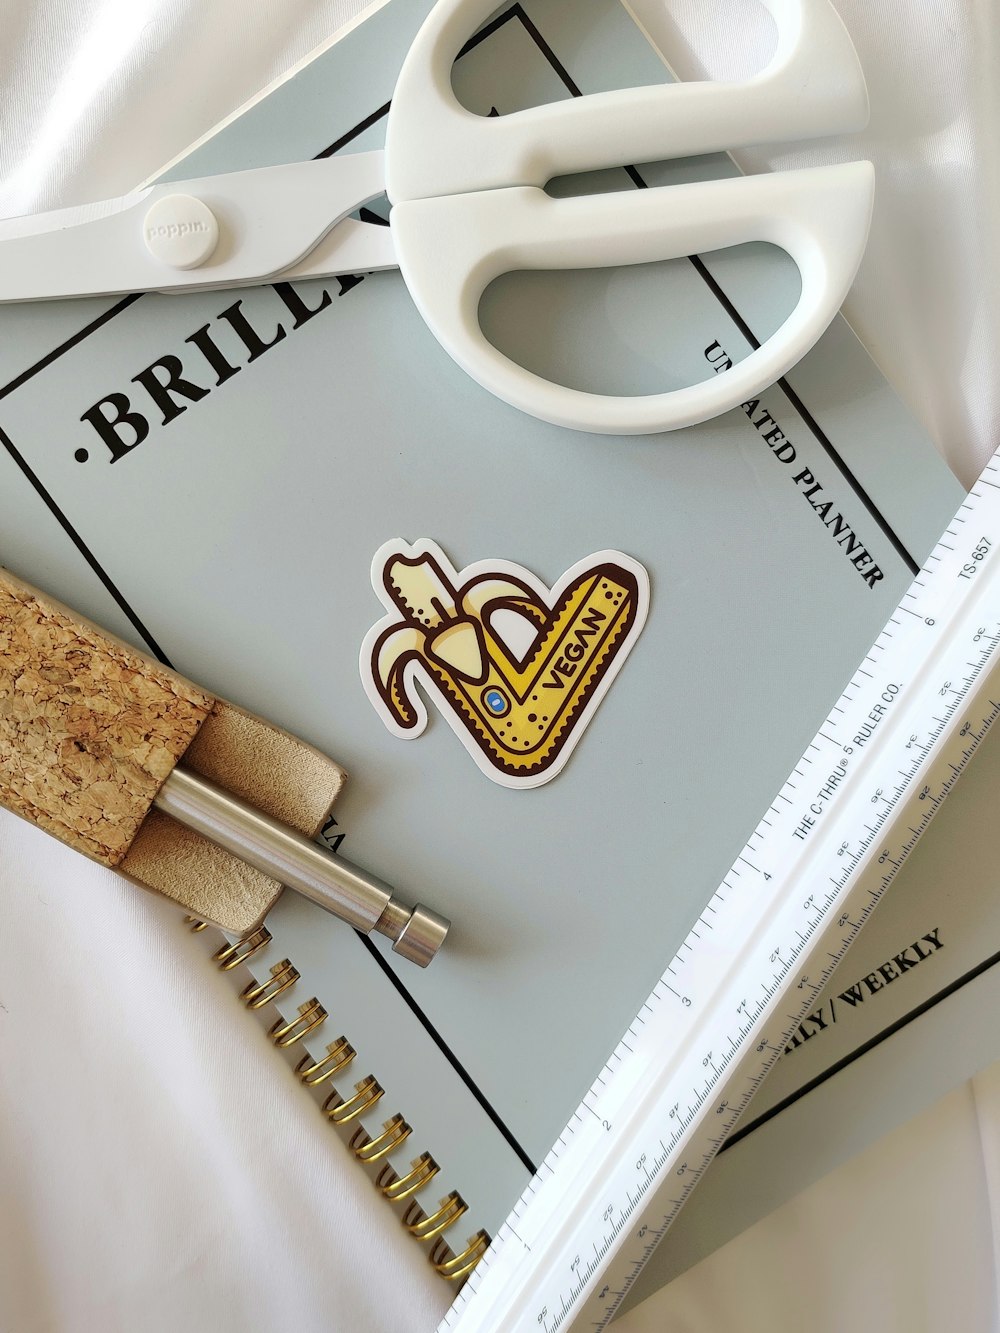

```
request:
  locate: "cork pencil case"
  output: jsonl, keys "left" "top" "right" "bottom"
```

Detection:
{"left": 0, "top": 567, "right": 345, "bottom": 933}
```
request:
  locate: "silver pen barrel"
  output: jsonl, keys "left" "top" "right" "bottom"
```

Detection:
{"left": 153, "top": 766, "right": 449, "bottom": 966}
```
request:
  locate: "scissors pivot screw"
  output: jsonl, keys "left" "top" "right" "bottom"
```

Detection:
{"left": 143, "top": 194, "right": 219, "bottom": 271}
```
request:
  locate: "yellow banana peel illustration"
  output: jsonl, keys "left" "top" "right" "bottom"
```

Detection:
{"left": 360, "top": 540, "right": 649, "bottom": 788}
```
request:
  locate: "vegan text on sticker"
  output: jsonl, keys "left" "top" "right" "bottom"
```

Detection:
{"left": 360, "top": 540, "right": 649, "bottom": 788}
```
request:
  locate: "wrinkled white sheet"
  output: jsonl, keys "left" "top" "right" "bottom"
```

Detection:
{"left": 0, "top": 2, "right": 997, "bottom": 1330}
{"left": 635, "top": 0, "right": 1000, "bottom": 487}
{"left": 0, "top": 817, "right": 451, "bottom": 1332}
{"left": 617, "top": 1062, "right": 1000, "bottom": 1332}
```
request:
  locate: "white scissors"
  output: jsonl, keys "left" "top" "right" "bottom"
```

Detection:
{"left": 0, "top": 0, "right": 873, "bottom": 435}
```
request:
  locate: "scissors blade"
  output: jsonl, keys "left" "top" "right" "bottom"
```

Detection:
{"left": 255, "top": 215, "right": 398, "bottom": 286}
{"left": 0, "top": 192, "right": 148, "bottom": 242}
{"left": 0, "top": 152, "right": 389, "bottom": 302}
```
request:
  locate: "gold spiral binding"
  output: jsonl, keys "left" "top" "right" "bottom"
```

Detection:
{"left": 240, "top": 959, "right": 299, "bottom": 1009}
{"left": 296, "top": 1037, "right": 356, "bottom": 1086}
{"left": 323, "top": 1074, "right": 384, "bottom": 1124}
{"left": 207, "top": 923, "right": 475, "bottom": 1283}
{"left": 213, "top": 926, "right": 272, "bottom": 970}
{"left": 403, "top": 1192, "right": 467, "bottom": 1241}
{"left": 349, "top": 1113, "right": 412, "bottom": 1163}
{"left": 376, "top": 1152, "right": 440, "bottom": 1202}
{"left": 185, "top": 916, "right": 209, "bottom": 932}
{"left": 269, "top": 999, "right": 327, "bottom": 1047}
{"left": 430, "top": 1231, "right": 490, "bottom": 1281}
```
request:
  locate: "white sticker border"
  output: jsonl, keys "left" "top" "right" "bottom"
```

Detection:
{"left": 360, "top": 538, "right": 650, "bottom": 790}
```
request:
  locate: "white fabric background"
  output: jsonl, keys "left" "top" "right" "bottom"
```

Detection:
{"left": 616, "top": 1065, "right": 1000, "bottom": 1332}
{"left": 0, "top": 822, "right": 451, "bottom": 1332}
{"left": 635, "top": 0, "right": 1000, "bottom": 487}
{"left": 0, "top": 2, "right": 997, "bottom": 1330}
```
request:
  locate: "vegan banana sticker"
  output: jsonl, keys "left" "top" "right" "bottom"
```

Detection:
{"left": 360, "top": 539, "right": 649, "bottom": 789}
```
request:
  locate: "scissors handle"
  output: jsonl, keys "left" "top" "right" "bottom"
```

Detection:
{"left": 392, "top": 163, "right": 874, "bottom": 435}
{"left": 386, "top": 0, "right": 868, "bottom": 202}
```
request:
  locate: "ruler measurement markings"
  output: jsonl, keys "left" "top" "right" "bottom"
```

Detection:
{"left": 446, "top": 472, "right": 1000, "bottom": 1332}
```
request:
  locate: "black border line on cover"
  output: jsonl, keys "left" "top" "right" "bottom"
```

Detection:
{"left": 0, "top": 2, "right": 944, "bottom": 1179}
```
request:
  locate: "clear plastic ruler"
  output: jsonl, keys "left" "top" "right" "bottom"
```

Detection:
{"left": 442, "top": 450, "right": 1000, "bottom": 1332}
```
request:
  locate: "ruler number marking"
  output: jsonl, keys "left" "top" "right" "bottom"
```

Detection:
{"left": 452, "top": 476, "right": 1000, "bottom": 1332}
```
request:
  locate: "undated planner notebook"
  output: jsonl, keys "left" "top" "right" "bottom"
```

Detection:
{"left": 0, "top": 0, "right": 979, "bottom": 1297}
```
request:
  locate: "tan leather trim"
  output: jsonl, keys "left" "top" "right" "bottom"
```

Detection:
{"left": 122, "top": 700, "right": 347, "bottom": 933}
{"left": 0, "top": 568, "right": 347, "bottom": 934}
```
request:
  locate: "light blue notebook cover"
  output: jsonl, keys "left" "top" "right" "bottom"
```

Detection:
{"left": 0, "top": 0, "right": 968, "bottom": 1297}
